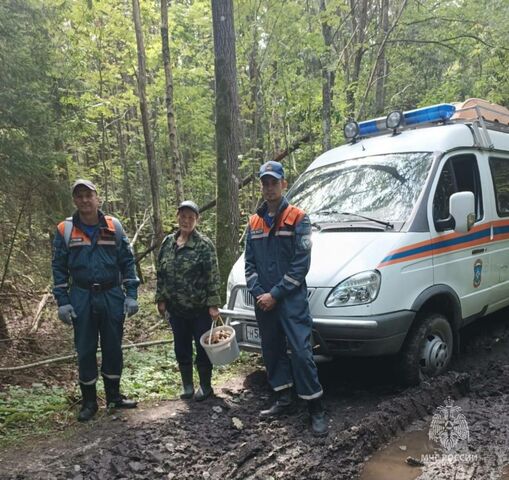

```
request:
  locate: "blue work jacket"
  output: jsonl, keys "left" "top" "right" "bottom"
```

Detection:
{"left": 245, "top": 197, "right": 312, "bottom": 301}
{"left": 52, "top": 210, "right": 139, "bottom": 306}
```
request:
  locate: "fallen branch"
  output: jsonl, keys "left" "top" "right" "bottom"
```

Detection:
{"left": 130, "top": 207, "right": 151, "bottom": 248}
{"left": 135, "top": 242, "right": 158, "bottom": 264}
{"left": 0, "top": 291, "right": 48, "bottom": 298}
{"left": 29, "top": 287, "right": 52, "bottom": 335}
{"left": 147, "top": 318, "right": 165, "bottom": 333}
{"left": 29, "top": 293, "right": 51, "bottom": 334}
{"left": 0, "top": 339, "right": 173, "bottom": 372}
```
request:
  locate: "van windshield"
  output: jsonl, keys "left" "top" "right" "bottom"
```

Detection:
{"left": 287, "top": 152, "right": 434, "bottom": 226}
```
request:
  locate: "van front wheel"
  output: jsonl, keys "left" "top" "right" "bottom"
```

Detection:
{"left": 399, "top": 313, "right": 453, "bottom": 386}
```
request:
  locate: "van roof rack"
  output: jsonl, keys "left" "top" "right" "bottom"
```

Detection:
{"left": 452, "top": 98, "right": 509, "bottom": 126}
{"left": 451, "top": 99, "right": 509, "bottom": 148}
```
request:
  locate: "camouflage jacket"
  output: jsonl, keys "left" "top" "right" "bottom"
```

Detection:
{"left": 155, "top": 229, "right": 221, "bottom": 316}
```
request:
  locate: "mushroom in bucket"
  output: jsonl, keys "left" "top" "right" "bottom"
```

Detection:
{"left": 200, "top": 316, "right": 240, "bottom": 366}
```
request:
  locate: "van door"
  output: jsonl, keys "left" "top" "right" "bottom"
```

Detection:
{"left": 431, "top": 153, "right": 491, "bottom": 320}
{"left": 487, "top": 155, "right": 509, "bottom": 310}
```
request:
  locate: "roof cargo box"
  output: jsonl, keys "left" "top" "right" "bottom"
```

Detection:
{"left": 452, "top": 98, "right": 509, "bottom": 125}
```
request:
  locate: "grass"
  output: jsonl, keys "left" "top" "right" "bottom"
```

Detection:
{"left": 0, "top": 385, "right": 76, "bottom": 445}
{"left": 0, "top": 341, "right": 258, "bottom": 448}
{"left": 0, "top": 286, "right": 260, "bottom": 448}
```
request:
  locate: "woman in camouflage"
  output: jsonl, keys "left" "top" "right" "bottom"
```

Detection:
{"left": 155, "top": 201, "right": 221, "bottom": 401}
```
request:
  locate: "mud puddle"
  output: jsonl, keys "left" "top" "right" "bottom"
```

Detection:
{"left": 360, "top": 428, "right": 436, "bottom": 480}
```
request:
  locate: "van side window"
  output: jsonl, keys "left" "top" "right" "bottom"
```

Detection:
{"left": 433, "top": 154, "right": 483, "bottom": 229}
{"left": 489, "top": 157, "right": 509, "bottom": 216}
{"left": 433, "top": 162, "right": 455, "bottom": 220}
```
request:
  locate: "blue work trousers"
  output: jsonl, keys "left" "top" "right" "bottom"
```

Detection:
{"left": 169, "top": 309, "right": 212, "bottom": 369}
{"left": 71, "top": 286, "right": 126, "bottom": 384}
{"left": 256, "top": 291, "right": 323, "bottom": 400}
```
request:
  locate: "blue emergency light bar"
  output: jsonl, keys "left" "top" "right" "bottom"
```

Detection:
{"left": 353, "top": 103, "right": 456, "bottom": 138}
{"left": 404, "top": 103, "right": 456, "bottom": 126}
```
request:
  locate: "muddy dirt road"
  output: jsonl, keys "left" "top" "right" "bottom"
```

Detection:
{"left": 1, "top": 311, "right": 508, "bottom": 480}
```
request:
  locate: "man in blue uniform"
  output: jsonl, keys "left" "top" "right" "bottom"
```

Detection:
{"left": 52, "top": 179, "right": 140, "bottom": 421}
{"left": 244, "top": 161, "right": 327, "bottom": 436}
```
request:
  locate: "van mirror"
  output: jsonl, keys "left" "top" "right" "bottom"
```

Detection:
{"left": 434, "top": 191, "right": 475, "bottom": 232}
{"left": 450, "top": 191, "right": 475, "bottom": 233}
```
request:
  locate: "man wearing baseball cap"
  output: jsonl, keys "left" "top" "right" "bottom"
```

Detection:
{"left": 244, "top": 161, "right": 327, "bottom": 436}
{"left": 52, "top": 179, "right": 140, "bottom": 421}
{"left": 155, "top": 200, "right": 221, "bottom": 401}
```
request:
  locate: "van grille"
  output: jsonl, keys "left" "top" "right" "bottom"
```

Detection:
{"left": 242, "top": 288, "right": 255, "bottom": 307}
{"left": 240, "top": 287, "right": 314, "bottom": 308}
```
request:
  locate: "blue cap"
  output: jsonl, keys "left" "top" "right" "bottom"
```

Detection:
{"left": 259, "top": 161, "right": 284, "bottom": 180}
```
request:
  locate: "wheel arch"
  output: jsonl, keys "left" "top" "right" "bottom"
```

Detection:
{"left": 410, "top": 285, "right": 462, "bottom": 354}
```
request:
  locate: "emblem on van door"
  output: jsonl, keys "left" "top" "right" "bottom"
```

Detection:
{"left": 473, "top": 259, "right": 482, "bottom": 288}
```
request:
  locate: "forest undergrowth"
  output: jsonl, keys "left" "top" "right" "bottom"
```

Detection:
{"left": 0, "top": 282, "right": 255, "bottom": 447}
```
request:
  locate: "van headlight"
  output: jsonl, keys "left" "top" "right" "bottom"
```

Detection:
{"left": 325, "top": 270, "right": 381, "bottom": 307}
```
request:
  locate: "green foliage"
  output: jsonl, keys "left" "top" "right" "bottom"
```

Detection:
{"left": 0, "top": 341, "right": 256, "bottom": 446}
{"left": 0, "top": 384, "right": 74, "bottom": 445}
{"left": 119, "top": 344, "right": 180, "bottom": 400}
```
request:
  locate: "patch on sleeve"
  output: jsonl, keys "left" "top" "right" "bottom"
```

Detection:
{"left": 300, "top": 234, "right": 312, "bottom": 251}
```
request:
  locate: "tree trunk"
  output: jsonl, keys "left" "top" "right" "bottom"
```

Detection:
{"left": 374, "top": 0, "right": 389, "bottom": 114}
{"left": 98, "top": 54, "right": 109, "bottom": 205}
{"left": 116, "top": 111, "right": 144, "bottom": 284}
{"left": 211, "top": 0, "right": 241, "bottom": 296}
{"left": 0, "top": 195, "right": 28, "bottom": 344}
{"left": 1, "top": 196, "right": 28, "bottom": 295}
{"left": 247, "top": 4, "right": 264, "bottom": 213}
{"left": 356, "top": 0, "right": 408, "bottom": 119}
{"left": 53, "top": 86, "right": 72, "bottom": 215}
{"left": 320, "top": 0, "right": 335, "bottom": 152}
{"left": 0, "top": 309, "right": 8, "bottom": 348}
{"left": 131, "top": 0, "right": 164, "bottom": 246}
{"left": 161, "top": 0, "right": 185, "bottom": 207}
{"left": 345, "top": 0, "right": 369, "bottom": 117}
{"left": 247, "top": 3, "right": 264, "bottom": 163}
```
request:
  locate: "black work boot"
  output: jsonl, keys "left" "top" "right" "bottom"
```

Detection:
{"left": 260, "top": 388, "right": 295, "bottom": 418}
{"left": 103, "top": 376, "right": 137, "bottom": 409}
{"left": 194, "top": 365, "right": 213, "bottom": 402}
{"left": 78, "top": 383, "right": 98, "bottom": 422}
{"left": 179, "top": 364, "right": 195, "bottom": 400}
{"left": 307, "top": 397, "right": 328, "bottom": 437}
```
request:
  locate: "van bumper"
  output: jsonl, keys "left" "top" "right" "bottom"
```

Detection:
{"left": 311, "top": 310, "right": 415, "bottom": 356}
{"left": 220, "top": 308, "right": 415, "bottom": 357}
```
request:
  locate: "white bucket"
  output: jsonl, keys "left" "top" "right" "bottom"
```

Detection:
{"left": 200, "top": 325, "right": 240, "bottom": 366}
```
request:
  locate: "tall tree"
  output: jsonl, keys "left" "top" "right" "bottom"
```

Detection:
{"left": 211, "top": 0, "right": 241, "bottom": 293}
{"left": 374, "top": 0, "right": 389, "bottom": 114}
{"left": 345, "top": 0, "right": 369, "bottom": 117}
{"left": 161, "top": 0, "right": 185, "bottom": 206}
{"left": 132, "top": 0, "right": 163, "bottom": 245}
{"left": 319, "top": 0, "right": 335, "bottom": 152}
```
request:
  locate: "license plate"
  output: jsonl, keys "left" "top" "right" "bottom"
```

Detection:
{"left": 245, "top": 325, "right": 261, "bottom": 345}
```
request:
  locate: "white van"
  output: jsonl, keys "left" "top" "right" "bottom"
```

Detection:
{"left": 221, "top": 98, "right": 509, "bottom": 385}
